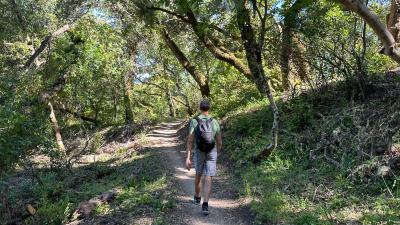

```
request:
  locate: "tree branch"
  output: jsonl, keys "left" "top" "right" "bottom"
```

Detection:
{"left": 161, "top": 28, "right": 210, "bottom": 97}
{"left": 258, "top": 0, "right": 269, "bottom": 49}
{"left": 147, "top": 6, "right": 190, "bottom": 23}
{"left": 24, "top": 24, "right": 74, "bottom": 69}
{"left": 53, "top": 102, "right": 97, "bottom": 123}
{"left": 136, "top": 76, "right": 167, "bottom": 91}
{"left": 170, "top": 0, "right": 253, "bottom": 80}
{"left": 334, "top": 0, "right": 400, "bottom": 64}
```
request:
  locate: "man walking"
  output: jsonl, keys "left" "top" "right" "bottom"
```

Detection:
{"left": 186, "top": 99, "right": 222, "bottom": 215}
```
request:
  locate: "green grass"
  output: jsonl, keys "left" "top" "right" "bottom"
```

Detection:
{"left": 222, "top": 79, "right": 400, "bottom": 224}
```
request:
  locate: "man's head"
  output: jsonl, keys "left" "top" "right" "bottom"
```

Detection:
{"left": 199, "top": 99, "right": 210, "bottom": 112}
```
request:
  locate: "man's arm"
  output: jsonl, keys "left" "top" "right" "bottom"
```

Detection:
{"left": 186, "top": 133, "right": 195, "bottom": 170}
{"left": 215, "top": 133, "right": 222, "bottom": 153}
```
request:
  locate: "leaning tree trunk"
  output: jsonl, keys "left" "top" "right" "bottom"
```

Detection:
{"left": 241, "top": 40, "right": 279, "bottom": 162}
{"left": 24, "top": 24, "right": 74, "bottom": 69}
{"left": 39, "top": 56, "right": 79, "bottom": 154}
{"left": 48, "top": 102, "right": 66, "bottom": 153}
{"left": 161, "top": 28, "right": 210, "bottom": 98}
{"left": 236, "top": 1, "right": 279, "bottom": 162}
{"left": 335, "top": 0, "right": 400, "bottom": 64}
{"left": 148, "top": 0, "right": 253, "bottom": 80}
{"left": 40, "top": 71, "right": 70, "bottom": 154}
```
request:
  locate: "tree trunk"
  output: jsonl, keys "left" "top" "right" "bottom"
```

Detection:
{"left": 48, "top": 102, "right": 66, "bottom": 153}
{"left": 124, "top": 45, "right": 136, "bottom": 124}
{"left": 236, "top": 1, "right": 279, "bottom": 162}
{"left": 38, "top": 57, "right": 79, "bottom": 155}
{"left": 292, "top": 35, "right": 312, "bottom": 86}
{"left": 175, "top": 79, "right": 194, "bottom": 116}
{"left": 24, "top": 24, "right": 74, "bottom": 69}
{"left": 335, "top": 0, "right": 400, "bottom": 64}
{"left": 387, "top": 0, "right": 400, "bottom": 42}
{"left": 113, "top": 87, "right": 118, "bottom": 123}
{"left": 161, "top": 28, "right": 210, "bottom": 98}
{"left": 166, "top": 90, "right": 176, "bottom": 117}
{"left": 124, "top": 72, "right": 134, "bottom": 124}
{"left": 280, "top": 0, "right": 313, "bottom": 90}
{"left": 280, "top": 23, "right": 293, "bottom": 90}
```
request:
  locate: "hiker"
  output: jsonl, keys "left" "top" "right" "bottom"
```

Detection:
{"left": 185, "top": 99, "right": 222, "bottom": 215}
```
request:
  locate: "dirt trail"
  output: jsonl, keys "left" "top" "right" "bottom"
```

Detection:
{"left": 145, "top": 121, "right": 254, "bottom": 225}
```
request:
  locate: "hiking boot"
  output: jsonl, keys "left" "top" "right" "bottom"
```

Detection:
{"left": 202, "top": 202, "right": 209, "bottom": 215}
{"left": 193, "top": 196, "right": 201, "bottom": 205}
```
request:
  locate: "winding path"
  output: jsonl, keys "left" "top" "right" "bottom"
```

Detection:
{"left": 145, "top": 121, "right": 254, "bottom": 225}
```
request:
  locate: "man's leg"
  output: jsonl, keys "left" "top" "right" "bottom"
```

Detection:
{"left": 203, "top": 176, "right": 212, "bottom": 202}
{"left": 193, "top": 150, "right": 202, "bottom": 202}
{"left": 203, "top": 150, "right": 216, "bottom": 203}
{"left": 195, "top": 174, "right": 202, "bottom": 198}
{"left": 201, "top": 176, "right": 212, "bottom": 215}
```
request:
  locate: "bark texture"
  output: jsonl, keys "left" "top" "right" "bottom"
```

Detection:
{"left": 292, "top": 35, "right": 311, "bottom": 84}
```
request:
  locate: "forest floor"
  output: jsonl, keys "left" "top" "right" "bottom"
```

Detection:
{"left": 146, "top": 121, "right": 254, "bottom": 225}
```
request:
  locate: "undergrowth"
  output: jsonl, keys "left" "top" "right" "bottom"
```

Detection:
{"left": 222, "top": 76, "right": 400, "bottom": 224}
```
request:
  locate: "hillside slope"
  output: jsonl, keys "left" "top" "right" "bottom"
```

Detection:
{"left": 221, "top": 76, "right": 400, "bottom": 224}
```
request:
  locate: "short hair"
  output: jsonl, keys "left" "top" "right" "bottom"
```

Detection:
{"left": 199, "top": 99, "right": 210, "bottom": 111}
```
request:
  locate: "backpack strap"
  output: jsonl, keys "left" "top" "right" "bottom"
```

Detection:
{"left": 194, "top": 117, "right": 201, "bottom": 132}
{"left": 195, "top": 116, "right": 212, "bottom": 123}
{"left": 195, "top": 116, "right": 201, "bottom": 124}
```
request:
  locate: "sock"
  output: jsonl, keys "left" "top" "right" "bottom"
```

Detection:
{"left": 202, "top": 202, "right": 208, "bottom": 206}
